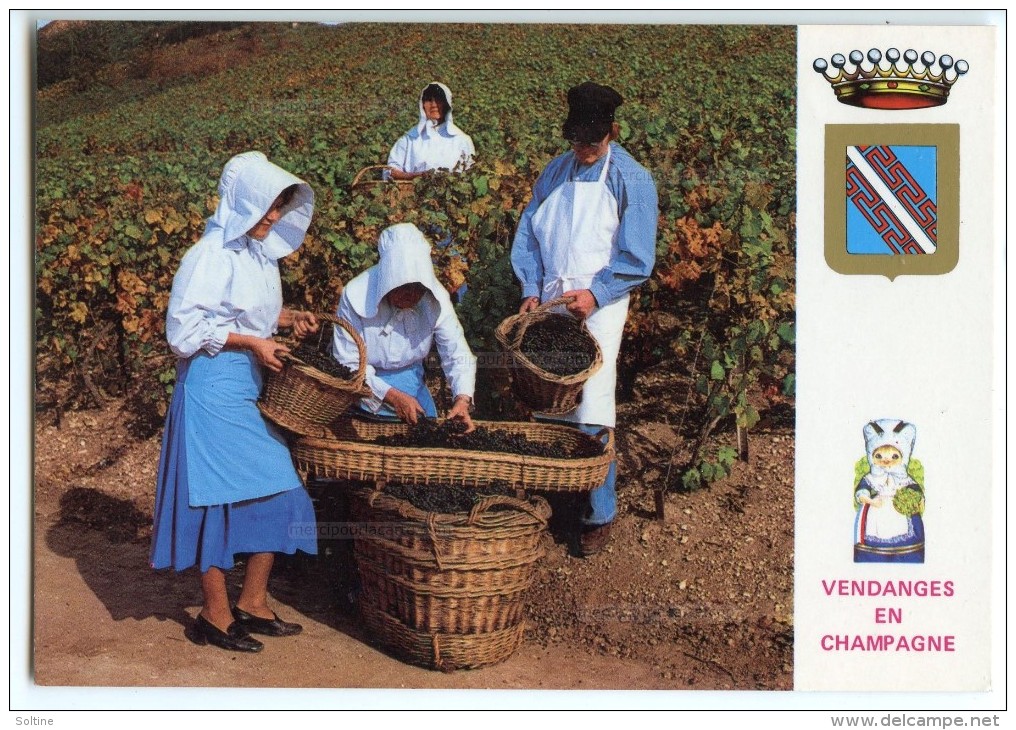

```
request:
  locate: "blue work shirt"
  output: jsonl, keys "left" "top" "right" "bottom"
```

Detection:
{"left": 511, "top": 142, "right": 658, "bottom": 307}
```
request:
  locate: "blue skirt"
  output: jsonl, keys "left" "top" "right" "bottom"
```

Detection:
{"left": 149, "top": 351, "right": 318, "bottom": 572}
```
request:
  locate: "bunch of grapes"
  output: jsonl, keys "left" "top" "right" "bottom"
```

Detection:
{"left": 290, "top": 342, "right": 355, "bottom": 380}
{"left": 375, "top": 420, "right": 604, "bottom": 458}
{"left": 384, "top": 479, "right": 517, "bottom": 514}
{"left": 892, "top": 486, "right": 924, "bottom": 516}
{"left": 519, "top": 315, "right": 598, "bottom": 376}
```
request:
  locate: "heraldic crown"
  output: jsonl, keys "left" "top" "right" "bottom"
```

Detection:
{"left": 813, "top": 48, "right": 968, "bottom": 109}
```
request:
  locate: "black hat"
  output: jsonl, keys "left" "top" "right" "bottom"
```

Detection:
{"left": 562, "top": 82, "right": 624, "bottom": 144}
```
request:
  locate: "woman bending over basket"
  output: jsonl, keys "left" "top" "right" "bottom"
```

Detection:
{"left": 150, "top": 152, "right": 320, "bottom": 653}
{"left": 331, "top": 223, "right": 476, "bottom": 430}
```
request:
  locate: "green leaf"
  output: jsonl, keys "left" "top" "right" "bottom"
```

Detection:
{"left": 717, "top": 446, "right": 738, "bottom": 468}
{"left": 736, "top": 404, "right": 760, "bottom": 429}
{"left": 710, "top": 360, "right": 725, "bottom": 380}
{"left": 777, "top": 322, "right": 795, "bottom": 344}
{"left": 681, "top": 468, "right": 701, "bottom": 491}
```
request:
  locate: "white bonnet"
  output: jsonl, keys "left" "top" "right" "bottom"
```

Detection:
{"left": 863, "top": 419, "right": 917, "bottom": 467}
{"left": 211, "top": 151, "right": 314, "bottom": 260}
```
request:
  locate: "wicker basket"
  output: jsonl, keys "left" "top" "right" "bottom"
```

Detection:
{"left": 291, "top": 418, "right": 614, "bottom": 491}
{"left": 350, "top": 165, "right": 416, "bottom": 199}
{"left": 258, "top": 314, "right": 370, "bottom": 435}
{"left": 359, "top": 603, "right": 526, "bottom": 673}
{"left": 351, "top": 486, "right": 550, "bottom": 670}
{"left": 494, "top": 297, "right": 603, "bottom": 415}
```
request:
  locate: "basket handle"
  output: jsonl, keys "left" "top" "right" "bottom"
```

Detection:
{"left": 316, "top": 312, "right": 368, "bottom": 380}
{"left": 593, "top": 427, "right": 615, "bottom": 456}
{"left": 467, "top": 495, "right": 551, "bottom": 526}
{"left": 535, "top": 296, "right": 575, "bottom": 312}
{"left": 350, "top": 165, "right": 393, "bottom": 189}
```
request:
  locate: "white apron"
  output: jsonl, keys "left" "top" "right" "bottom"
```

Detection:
{"left": 530, "top": 147, "right": 628, "bottom": 428}
{"left": 863, "top": 477, "right": 912, "bottom": 540}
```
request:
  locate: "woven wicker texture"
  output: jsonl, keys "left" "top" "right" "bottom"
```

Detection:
{"left": 494, "top": 297, "right": 603, "bottom": 415}
{"left": 352, "top": 487, "right": 549, "bottom": 668}
{"left": 258, "top": 314, "right": 370, "bottom": 435}
{"left": 291, "top": 418, "right": 614, "bottom": 491}
{"left": 359, "top": 601, "right": 526, "bottom": 672}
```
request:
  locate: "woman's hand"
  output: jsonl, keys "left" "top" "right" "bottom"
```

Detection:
{"left": 519, "top": 296, "right": 540, "bottom": 314}
{"left": 563, "top": 289, "right": 598, "bottom": 320}
{"left": 225, "top": 333, "right": 288, "bottom": 372}
{"left": 447, "top": 395, "right": 475, "bottom": 433}
{"left": 278, "top": 308, "right": 319, "bottom": 338}
{"left": 388, "top": 168, "right": 429, "bottom": 181}
{"left": 383, "top": 388, "right": 426, "bottom": 425}
{"left": 291, "top": 311, "right": 319, "bottom": 338}
{"left": 250, "top": 338, "right": 289, "bottom": 373}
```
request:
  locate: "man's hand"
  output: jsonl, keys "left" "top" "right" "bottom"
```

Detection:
{"left": 562, "top": 289, "right": 598, "bottom": 319}
{"left": 383, "top": 388, "right": 426, "bottom": 425}
{"left": 519, "top": 296, "right": 540, "bottom": 314}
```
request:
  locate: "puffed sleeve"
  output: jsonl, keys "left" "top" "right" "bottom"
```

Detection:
{"left": 165, "top": 241, "right": 235, "bottom": 358}
{"left": 432, "top": 296, "right": 475, "bottom": 400}
{"left": 386, "top": 134, "right": 411, "bottom": 173}
{"left": 332, "top": 293, "right": 390, "bottom": 411}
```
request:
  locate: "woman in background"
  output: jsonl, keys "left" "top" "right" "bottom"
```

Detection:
{"left": 386, "top": 82, "right": 475, "bottom": 180}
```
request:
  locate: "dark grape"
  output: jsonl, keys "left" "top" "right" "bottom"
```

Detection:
{"left": 374, "top": 419, "right": 604, "bottom": 458}
{"left": 383, "top": 480, "right": 517, "bottom": 514}
{"left": 518, "top": 315, "right": 598, "bottom": 376}
{"left": 290, "top": 342, "right": 355, "bottom": 380}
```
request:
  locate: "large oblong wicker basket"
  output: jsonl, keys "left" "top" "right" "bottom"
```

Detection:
{"left": 259, "top": 313, "right": 370, "bottom": 435}
{"left": 494, "top": 297, "right": 603, "bottom": 416}
{"left": 291, "top": 418, "right": 614, "bottom": 492}
{"left": 351, "top": 486, "right": 551, "bottom": 671}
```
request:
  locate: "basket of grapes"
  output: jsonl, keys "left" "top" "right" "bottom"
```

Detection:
{"left": 291, "top": 417, "right": 613, "bottom": 491}
{"left": 258, "top": 313, "right": 370, "bottom": 435}
{"left": 494, "top": 297, "right": 603, "bottom": 415}
{"left": 350, "top": 480, "right": 551, "bottom": 671}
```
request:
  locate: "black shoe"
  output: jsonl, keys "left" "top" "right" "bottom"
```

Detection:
{"left": 192, "top": 614, "right": 264, "bottom": 653}
{"left": 231, "top": 605, "right": 303, "bottom": 637}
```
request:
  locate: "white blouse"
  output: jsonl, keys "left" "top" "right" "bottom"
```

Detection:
{"left": 387, "top": 124, "right": 475, "bottom": 175}
{"left": 332, "top": 289, "right": 475, "bottom": 410}
{"left": 165, "top": 234, "right": 282, "bottom": 359}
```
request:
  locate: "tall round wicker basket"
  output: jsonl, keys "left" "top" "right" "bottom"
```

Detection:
{"left": 350, "top": 486, "right": 551, "bottom": 671}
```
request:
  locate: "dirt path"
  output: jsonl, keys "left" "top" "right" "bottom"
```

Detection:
{"left": 31, "top": 391, "right": 794, "bottom": 691}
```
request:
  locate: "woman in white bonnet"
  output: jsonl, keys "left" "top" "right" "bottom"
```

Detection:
{"left": 150, "top": 152, "right": 320, "bottom": 652}
{"left": 853, "top": 419, "right": 925, "bottom": 563}
{"left": 386, "top": 82, "right": 475, "bottom": 180}
{"left": 331, "top": 223, "right": 476, "bottom": 428}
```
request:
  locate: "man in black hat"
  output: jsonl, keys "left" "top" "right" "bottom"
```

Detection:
{"left": 511, "top": 81, "right": 658, "bottom": 556}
